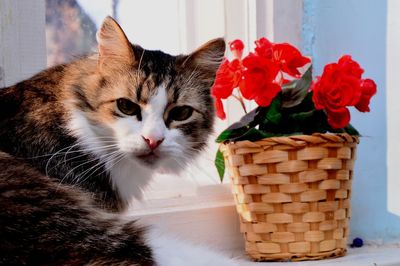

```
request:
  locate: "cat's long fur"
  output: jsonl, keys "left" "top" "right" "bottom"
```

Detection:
{"left": 0, "top": 17, "right": 235, "bottom": 265}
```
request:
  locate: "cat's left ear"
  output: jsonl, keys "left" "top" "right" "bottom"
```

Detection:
{"left": 181, "top": 38, "right": 226, "bottom": 75}
{"left": 96, "top": 16, "right": 136, "bottom": 70}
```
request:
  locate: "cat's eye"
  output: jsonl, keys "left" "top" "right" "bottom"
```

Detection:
{"left": 168, "top": 106, "right": 194, "bottom": 122}
{"left": 116, "top": 98, "right": 141, "bottom": 117}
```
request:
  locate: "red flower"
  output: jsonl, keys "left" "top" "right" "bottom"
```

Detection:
{"left": 311, "top": 55, "right": 373, "bottom": 129}
{"left": 272, "top": 43, "right": 311, "bottom": 78}
{"left": 254, "top": 83, "right": 282, "bottom": 107}
{"left": 255, "top": 37, "right": 273, "bottom": 59}
{"left": 338, "top": 55, "right": 364, "bottom": 78}
{"left": 229, "top": 39, "right": 244, "bottom": 60}
{"left": 240, "top": 54, "right": 280, "bottom": 106}
{"left": 211, "top": 59, "right": 242, "bottom": 99}
{"left": 211, "top": 58, "right": 243, "bottom": 120}
{"left": 355, "top": 79, "right": 377, "bottom": 112}
{"left": 255, "top": 38, "right": 310, "bottom": 78}
{"left": 214, "top": 97, "right": 226, "bottom": 119}
{"left": 325, "top": 108, "right": 351, "bottom": 130}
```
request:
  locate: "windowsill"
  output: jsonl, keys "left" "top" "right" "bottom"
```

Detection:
{"left": 237, "top": 245, "right": 400, "bottom": 266}
{"left": 128, "top": 184, "right": 233, "bottom": 215}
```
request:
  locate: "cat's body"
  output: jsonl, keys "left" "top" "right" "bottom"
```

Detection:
{"left": 0, "top": 17, "right": 236, "bottom": 265}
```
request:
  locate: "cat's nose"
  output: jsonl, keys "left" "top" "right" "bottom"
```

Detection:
{"left": 142, "top": 136, "right": 164, "bottom": 150}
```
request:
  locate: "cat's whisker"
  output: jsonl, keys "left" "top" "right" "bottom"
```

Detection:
{"left": 90, "top": 153, "right": 126, "bottom": 184}
{"left": 161, "top": 144, "right": 219, "bottom": 183}
{"left": 62, "top": 143, "right": 120, "bottom": 162}
{"left": 179, "top": 151, "right": 220, "bottom": 184}
{"left": 45, "top": 145, "right": 77, "bottom": 177}
{"left": 168, "top": 157, "right": 207, "bottom": 186}
{"left": 27, "top": 139, "right": 118, "bottom": 159}
{"left": 189, "top": 162, "right": 219, "bottom": 184}
{"left": 46, "top": 144, "right": 120, "bottom": 176}
{"left": 72, "top": 151, "right": 123, "bottom": 186}
{"left": 58, "top": 155, "right": 108, "bottom": 186}
{"left": 74, "top": 152, "right": 127, "bottom": 190}
{"left": 48, "top": 151, "right": 111, "bottom": 176}
{"left": 63, "top": 141, "right": 105, "bottom": 162}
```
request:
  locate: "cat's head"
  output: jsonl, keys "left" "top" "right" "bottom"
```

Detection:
{"left": 67, "top": 17, "right": 225, "bottom": 180}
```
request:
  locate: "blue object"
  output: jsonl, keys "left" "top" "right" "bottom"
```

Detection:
{"left": 351, "top": 237, "right": 364, "bottom": 248}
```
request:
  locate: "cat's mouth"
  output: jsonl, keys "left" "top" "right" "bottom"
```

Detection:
{"left": 135, "top": 151, "right": 159, "bottom": 165}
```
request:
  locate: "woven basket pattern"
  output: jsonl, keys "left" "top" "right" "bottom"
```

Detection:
{"left": 220, "top": 134, "right": 359, "bottom": 261}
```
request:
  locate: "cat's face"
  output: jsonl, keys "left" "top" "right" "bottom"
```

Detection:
{"left": 79, "top": 53, "right": 218, "bottom": 173}
{"left": 68, "top": 17, "right": 225, "bottom": 177}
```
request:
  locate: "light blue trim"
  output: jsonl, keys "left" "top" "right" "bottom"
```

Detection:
{"left": 301, "top": 0, "right": 316, "bottom": 58}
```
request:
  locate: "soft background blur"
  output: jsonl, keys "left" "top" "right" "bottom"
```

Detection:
{"left": 1, "top": 0, "right": 399, "bottom": 243}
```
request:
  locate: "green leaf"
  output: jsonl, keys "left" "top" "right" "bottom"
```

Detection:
{"left": 216, "top": 127, "right": 248, "bottom": 143}
{"left": 265, "top": 95, "right": 282, "bottom": 124}
{"left": 227, "top": 108, "right": 260, "bottom": 130}
{"left": 216, "top": 108, "right": 261, "bottom": 143}
{"left": 344, "top": 123, "right": 360, "bottom": 136}
{"left": 288, "top": 110, "right": 316, "bottom": 121}
{"left": 231, "top": 127, "right": 274, "bottom": 142}
{"left": 282, "top": 67, "right": 313, "bottom": 108}
{"left": 215, "top": 150, "right": 225, "bottom": 182}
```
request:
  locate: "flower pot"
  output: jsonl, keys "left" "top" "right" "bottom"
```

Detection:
{"left": 220, "top": 133, "right": 359, "bottom": 261}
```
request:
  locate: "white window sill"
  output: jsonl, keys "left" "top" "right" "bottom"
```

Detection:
{"left": 236, "top": 246, "right": 400, "bottom": 266}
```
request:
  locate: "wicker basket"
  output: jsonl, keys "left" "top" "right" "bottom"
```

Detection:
{"left": 220, "top": 133, "right": 359, "bottom": 261}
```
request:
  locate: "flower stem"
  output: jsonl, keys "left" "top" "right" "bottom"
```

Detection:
{"left": 279, "top": 71, "right": 284, "bottom": 85}
{"left": 233, "top": 92, "right": 248, "bottom": 114}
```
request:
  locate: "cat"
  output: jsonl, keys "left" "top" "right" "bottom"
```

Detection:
{"left": 0, "top": 16, "right": 237, "bottom": 265}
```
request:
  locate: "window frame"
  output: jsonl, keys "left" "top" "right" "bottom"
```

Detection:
{"left": 386, "top": 0, "right": 400, "bottom": 217}
{"left": 0, "top": 0, "right": 46, "bottom": 87}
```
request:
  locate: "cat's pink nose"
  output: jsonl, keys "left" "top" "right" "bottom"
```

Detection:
{"left": 142, "top": 136, "right": 164, "bottom": 150}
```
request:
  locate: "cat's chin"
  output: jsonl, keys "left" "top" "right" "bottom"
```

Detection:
{"left": 133, "top": 153, "right": 160, "bottom": 167}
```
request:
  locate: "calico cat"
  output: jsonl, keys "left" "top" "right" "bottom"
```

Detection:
{"left": 0, "top": 16, "right": 237, "bottom": 265}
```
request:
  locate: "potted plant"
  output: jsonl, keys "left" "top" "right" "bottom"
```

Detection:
{"left": 213, "top": 38, "right": 376, "bottom": 261}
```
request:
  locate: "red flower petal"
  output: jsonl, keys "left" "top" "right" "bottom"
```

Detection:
{"left": 338, "top": 55, "right": 364, "bottom": 78}
{"left": 326, "top": 108, "right": 351, "bottom": 129}
{"left": 255, "top": 37, "right": 273, "bottom": 59}
{"left": 240, "top": 54, "right": 280, "bottom": 101}
{"left": 214, "top": 97, "right": 226, "bottom": 120}
{"left": 254, "top": 83, "right": 281, "bottom": 107}
{"left": 229, "top": 39, "right": 245, "bottom": 60}
{"left": 211, "top": 59, "right": 241, "bottom": 99}
{"left": 355, "top": 79, "right": 377, "bottom": 112}
{"left": 311, "top": 77, "right": 328, "bottom": 110}
{"left": 272, "top": 43, "right": 311, "bottom": 78}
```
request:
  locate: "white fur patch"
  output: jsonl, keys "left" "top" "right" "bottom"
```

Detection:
{"left": 67, "top": 109, "right": 153, "bottom": 202}
{"left": 106, "top": 157, "right": 152, "bottom": 202}
{"left": 66, "top": 86, "right": 190, "bottom": 204}
{"left": 146, "top": 227, "right": 238, "bottom": 266}
{"left": 141, "top": 85, "right": 168, "bottom": 141}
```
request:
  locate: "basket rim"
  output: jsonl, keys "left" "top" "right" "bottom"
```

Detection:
{"left": 221, "top": 133, "right": 359, "bottom": 149}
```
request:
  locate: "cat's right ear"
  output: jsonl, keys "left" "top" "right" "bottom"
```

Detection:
{"left": 96, "top": 16, "right": 136, "bottom": 71}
